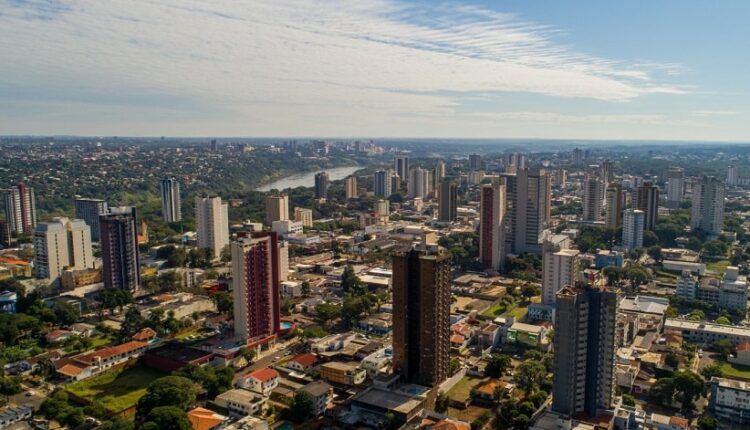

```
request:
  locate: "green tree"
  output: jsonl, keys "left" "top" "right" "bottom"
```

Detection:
{"left": 142, "top": 406, "right": 192, "bottom": 430}
{"left": 287, "top": 391, "right": 313, "bottom": 422}
{"left": 301, "top": 281, "right": 311, "bottom": 297}
{"left": 484, "top": 353, "right": 512, "bottom": 378}
{"left": 712, "top": 339, "right": 735, "bottom": 359}
{"left": 700, "top": 364, "right": 722, "bottom": 380}
{"left": 688, "top": 309, "right": 706, "bottom": 322}
{"left": 715, "top": 316, "right": 731, "bottom": 325}
{"left": 697, "top": 415, "right": 719, "bottom": 430}
{"left": 212, "top": 292, "right": 233, "bottom": 314}
{"left": 622, "top": 394, "right": 636, "bottom": 406}
{"left": 136, "top": 376, "right": 196, "bottom": 420}
{"left": 119, "top": 305, "right": 145, "bottom": 340}
{"left": 521, "top": 284, "right": 540, "bottom": 303}
{"left": 98, "top": 417, "right": 135, "bottom": 430}
{"left": 435, "top": 391, "right": 448, "bottom": 413}
{"left": 315, "top": 303, "right": 342, "bottom": 327}
{"left": 672, "top": 371, "right": 706, "bottom": 412}
{"left": 515, "top": 361, "right": 547, "bottom": 394}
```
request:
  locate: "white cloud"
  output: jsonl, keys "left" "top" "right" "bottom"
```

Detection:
{"left": 0, "top": 0, "right": 694, "bottom": 136}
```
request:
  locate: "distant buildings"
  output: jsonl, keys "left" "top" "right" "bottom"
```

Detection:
{"left": 691, "top": 176, "right": 725, "bottom": 236}
{"left": 266, "top": 195, "right": 289, "bottom": 224}
{"left": 469, "top": 153, "right": 482, "bottom": 170}
{"left": 541, "top": 235, "right": 578, "bottom": 306}
{"left": 727, "top": 165, "right": 738, "bottom": 187}
{"left": 34, "top": 217, "right": 94, "bottom": 283}
{"left": 345, "top": 175, "right": 357, "bottom": 199}
{"left": 605, "top": 182, "right": 623, "bottom": 229}
{"left": 2, "top": 183, "right": 36, "bottom": 234}
{"left": 666, "top": 167, "right": 684, "bottom": 209}
{"left": 552, "top": 286, "right": 619, "bottom": 418}
{"left": 74, "top": 198, "right": 108, "bottom": 241}
{"left": 392, "top": 235, "right": 451, "bottom": 387}
{"left": 314, "top": 172, "right": 330, "bottom": 200}
{"left": 622, "top": 209, "right": 645, "bottom": 250}
{"left": 582, "top": 176, "right": 603, "bottom": 222}
{"left": 160, "top": 176, "right": 182, "bottom": 223}
{"left": 195, "top": 196, "right": 229, "bottom": 259}
{"left": 634, "top": 181, "right": 659, "bottom": 230}
{"left": 394, "top": 154, "right": 409, "bottom": 182}
{"left": 437, "top": 178, "right": 457, "bottom": 223}
{"left": 373, "top": 170, "right": 392, "bottom": 199}
{"left": 503, "top": 168, "right": 551, "bottom": 255}
{"left": 479, "top": 182, "right": 506, "bottom": 272}
{"left": 232, "top": 233, "right": 281, "bottom": 345}
{"left": 433, "top": 160, "right": 446, "bottom": 186}
{"left": 100, "top": 207, "right": 140, "bottom": 291}
{"left": 294, "top": 207, "right": 313, "bottom": 228}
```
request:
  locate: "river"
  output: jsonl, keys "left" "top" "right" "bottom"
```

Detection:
{"left": 255, "top": 165, "right": 363, "bottom": 192}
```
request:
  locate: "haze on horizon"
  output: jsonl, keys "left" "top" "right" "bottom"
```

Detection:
{"left": 1, "top": 0, "right": 748, "bottom": 142}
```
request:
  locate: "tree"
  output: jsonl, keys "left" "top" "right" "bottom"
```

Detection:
{"left": 212, "top": 292, "right": 233, "bottom": 315}
{"left": 120, "top": 305, "right": 145, "bottom": 340}
{"left": 142, "top": 406, "right": 192, "bottom": 430}
{"left": 602, "top": 266, "right": 624, "bottom": 285}
{"left": 688, "top": 309, "right": 706, "bottom": 322}
{"left": 240, "top": 347, "right": 257, "bottom": 362}
{"left": 700, "top": 364, "right": 722, "bottom": 380}
{"left": 287, "top": 391, "right": 313, "bottom": 422}
{"left": 647, "top": 245, "right": 663, "bottom": 261}
{"left": 301, "top": 281, "right": 311, "bottom": 297}
{"left": 712, "top": 339, "right": 735, "bottom": 359}
{"left": 315, "top": 303, "right": 342, "bottom": 327}
{"left": 702, "top": 240, "right": 728, "bottom": 257}
{"left": 697, "top": 415, "right": 719, "bottom": 430}
{"left": 672, "top": 371, "right": 706, "bottom": 412}
{"left": 484, "top": 353, "right": 512, "bottom": 378}
{"left": 514, "top": 361, "right": 547, "bottom": 394}
{"left": 136, "top": 376, "right": 196, "bottom": 420}
{"left": 0, "top": 376, "right": 22, "bottom": 395}
{"left": 715, "top": 316, "right": 731, "bottom": 325}
{"left": 665, "top": 351, "right": 679, "bottom": 368}
{"left": 643, "top": 230, "right": 659, "bottom": 247}
{"left": 435, "top": 391, "right": 448, "bottom": 413}
{"left": 521, "top": 284, "right": 540, "bottom": 303}
{"left": 98, "top": 417, "right": 135, "bottom": 430}
{"left": 341, "top": 264, "right": 366, "bottom": 295}
{"left": 625, "top": 266, "right": 650, "bottom": 287}
{"left": 622, "top": 394, "right": 636, "bottom": 406}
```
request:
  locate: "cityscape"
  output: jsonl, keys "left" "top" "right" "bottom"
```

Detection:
{"left": 2, "top": 2, "right": 750, "bottom": 430}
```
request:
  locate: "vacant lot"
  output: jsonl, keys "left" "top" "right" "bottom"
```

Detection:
{"left": 66, "top": 365, "right": 166, "bottom": 413}
{"left": 706, "top": 260, "right": 731, "bottom": 274}
{"left": 446, "top": 376, "right": 483, "bottom": 403}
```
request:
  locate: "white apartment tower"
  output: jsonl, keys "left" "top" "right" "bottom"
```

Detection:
{"left": 666, "top": 167, "right": 684, "bottom": 208}
{"left": 582, "top": 176, "right": 604, "bottom": 222}
{"left": 691, "top": 176, "right": 725, "bottom": 236}
{"left": 541, "top": 235, "right": 579, "bottom": 305}
{"left": 34, "top": 217, "right": 94, "bottom": 283}
{"left": 622, "top": 209, "right": 645, "bottom": 250}
{"left": 195, "top": 196, "right": 229, "bottom": 259}
{"left": 294, "top": 207, "right": 313, "bottom": 227}
{"left": 160, "top": 176, "right": 182, "bottom": 223}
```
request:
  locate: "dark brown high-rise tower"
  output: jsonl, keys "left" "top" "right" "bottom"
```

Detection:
{"left": 392, "top": 236, "right": 451, "bottom": 387}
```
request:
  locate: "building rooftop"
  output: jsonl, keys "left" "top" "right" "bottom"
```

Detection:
{"left": 245, "top": 367, "right": 279, "bottom": 382}
{"left": 619, "top": 295, "right": 669, "bottom": 315}
{"left": 711, "top": 376, "right": 750, "bottom": 391}
{"left": 665, "top": 319, "right": 750, "bottom": 337}
{"left": 352, "top": 386, "right": 425, "bottom": 414}
{"left": 301, "top": 380, "right": 332, "bottom": 397}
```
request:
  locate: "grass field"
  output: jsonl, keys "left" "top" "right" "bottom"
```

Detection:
{"left": 446, "top": 405, "right": 490, "bottom": 422}
{"left": 504, "top": 305, "right": 528, "bottom": 320}
{"left": 706, "top": 260, "right": 731, "bottom": 274}
{"left": 66, "top": 365, "right": 166, "bottom": 413}
{"left": 446, "top": 376, "right": 483, "bottom": 402}
{"left": 482, "top": 302, "right": 506, "bottom": 317}
{"left": 719, "top": 362, "right": 750, "bottom": 380}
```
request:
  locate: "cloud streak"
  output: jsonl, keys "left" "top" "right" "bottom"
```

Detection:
{"left": 0, "top": 0, "right": 704, "bottom": 137}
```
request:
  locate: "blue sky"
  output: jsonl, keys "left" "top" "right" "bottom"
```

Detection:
{"left": 0, "top": 0, "right": 748, "bottom": 141}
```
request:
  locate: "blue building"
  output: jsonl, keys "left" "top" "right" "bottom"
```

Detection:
{"left": 595, "top": 250, "right": 625, "bottom": 269}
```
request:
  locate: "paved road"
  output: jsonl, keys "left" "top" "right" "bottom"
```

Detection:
{"left": 232, "top": 338, "right": 302, "bottom": 384}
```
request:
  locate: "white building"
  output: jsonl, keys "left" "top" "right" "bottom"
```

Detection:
{"left": 666, "top": 167, "right": 684, "bottom": 208}
{"left": 710, "top": 377, "right": 750, "bottom": 425}
{"left": 195, "top": 196, "right": 229, "bottom": 259}
{"left": 345, "top": 175, "right": 358, "bottom": 199}
{"left": 236, "top": 368, "right": 279, "bottom": 396}
{"left": 271, "top": 220, "right": 303, "bottom": 236}
{"left": 691, "top": 176, "right": 725, "bottom": 236}
{"left": 373, "top": 170, "right": 392, "bottom": 199}
{"left": 622, "top": 209, "right": 645, "bottom": 250}
{"left": 214, "top": 388, "right": 267, "bottom": 417}
{"left": 160, "top": 176, "right": 182, "bottom": 222}
{"left": 541, "top": 234, "right": 578, "bottom": 306}
{"left": 34, "top": 217, "right": 94, "bottom": 283}
{"left": 407, "top": 167, "right": 430, "bottom": 199}
{"left": 294, "top": 207, "right": 313, "bottom": 227}
{"left": 727, "top": 165, "right": 738, "bottom": 187}
{"left": 582, "top": 176, "right": 603, "bottom": 222}
{"left": 719, "top": 266, "right": 748, "bottom": 313}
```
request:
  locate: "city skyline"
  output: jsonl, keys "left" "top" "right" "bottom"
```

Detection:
{"left": 1, "top": 1, "right": 749, "bottom": 141}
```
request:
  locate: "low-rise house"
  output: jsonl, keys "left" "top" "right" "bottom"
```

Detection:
{"left": 0, "top": 405, "right": 33, "bottom": 428}
{"left": 664, "top": 319, "right": 750, "bottom": 346}
{"left": 46, "top": 329, "right": 75, "bottom": 344}
{"left": 187, "top": 407, "right": 227, "bottom": 430}
{"left": 650, "top": 413, "right": 689, "bottom": 430}
{"left": 361, "top": 347, "right": 392, "bottom": 377}
{"left": 357, "top": 313, "right": 393, "bottom": 336}
{"left": 214, "top": 388, "right": 268, "bottom": 417}
{"left": 236, "top": 368, "right": 279, "bottom": 396}
{"left": 69, "top": 322, "right": 97, "bottom": 338}
{"left": 300, "top": 381, "right": 333, "bottom": 416}
{"left": 320, "top": 361, "right": 366, "bottom": 385}
{"left": 505, "top": 322, "right": 548, "bottom": 348}
{"left": 286, "top": 353, "right": 318, "bottom": 373}
{"left": 730, "top": 342, "right": 750, "bottom": 366}
{"left": 56, "top": 340, "right": 149, "bottom": 381}
{"left": 132, "top": 327, "right": 158, "bottom": 343}
{"left": 472, "top": 379, "right": 514, "bottom": 405}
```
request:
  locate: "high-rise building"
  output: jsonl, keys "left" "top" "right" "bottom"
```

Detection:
{"left": 552, "top": 169, "right": 567, "bottom": 189}
{"left": 344, "top": 175, "right": 357, "bottom": 199}
{"left": 373, "top": 170, "right": 392, "bottom": 199}
{"left": 392, "top": 235, "right": 451, "bottom": 387}
{"left": 34, "top": 217, "right": 95, "bottom": 283}
{"left": 376, "top": 200, "right": 389, "bottom": 217}
{"left": 407, "top": 167, "right": 429, "bottom": 199}
{"left": 395, "top": 154, "right": 409, "bottom": 181}
{"left": 2, "top": 183, "right": 36, "bottom": 234}
{"left": 599, "top": 160, "right": 614, "bottom": 183}
{"left": 314, "top": 172, "right": 330, "bottom": 200}
{"left": 160, "top": 176, "right": 182, "bottom": 223}
{"left": 541, "top": 235, "right": 578, "bottom": 305}
{"left": 294, "top": 207, "right": 313, "bottom": 227}
{"left": 469, "top": 154, "right": 482, "bottom": 170}
{"left": 479, "top": 182, "right": 506, "bottom": 271}
{"left": 0, "top": 220, "right": 10, "bottom": 248}
{"left": 504, "top": 168, "right": 551, "bottom": 255}
{"left": 582, "top": 176, "right": 604, "bottom": 222}
{"left": 727, "top": 165, "right": 738, "bottom": 187}
{"left": 571, "top": 148, "right": 584, "bottom": 164}
{"left": 434, "top": 160, "right": 446, "bottom": 187}
{"left": 195, "top": 196, "right": 229, "bottom": 259}
{"left": 552, "top": 286, "right": 619, "bottom": 418}
{"left": 691, "top": 176, "right": 725, "bottom": 236}
{"left": 634, "top": 181, "right": 659, "bottom": 230}
{"left": 437, "top": 179, "right": 457, "bottom": 223}
{"left": 604, "top": 183, "right": 623, "bottom": 229}
{"left": 622, "top": 209, "right": 645, "bottom": 250}
{"left": 265, "top": 195, "right": 289, "bottom": 225}
{"left": 100, "top": 207, "right": 140, "bottom": 291}
{"left": 232, "top": 232, "right": 281, "bottom": 345}
{"left": 666, "top": 167, "right": 685, "bottom": 209}
{"left": 74, "top": 198, "right": 108, "bottom": 241}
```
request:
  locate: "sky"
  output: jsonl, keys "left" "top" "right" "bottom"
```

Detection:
{"left": 1, "top": 0, "right": 749, "bottom": 141}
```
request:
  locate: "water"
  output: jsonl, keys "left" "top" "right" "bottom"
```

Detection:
{"left": 255, "top": 165, "right": 362, "bottom": 192}
{"left": 280, "top": 321, "right": 292, "bottom": 330}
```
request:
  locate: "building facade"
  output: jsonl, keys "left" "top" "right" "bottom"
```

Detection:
{"left": 691, "top": 176, "right": 725, "bottom": 236}
{"left": 666, "top": 167, "right": 684, "bottom": 209}
{"left": 503, "top": 168, "right": 551, "bottom": 255}
{"left": 605, "top": 182, "right": 623, "bottom": 229}
{"left": 100, "top": 207, "right": 140, "bottom": 291}
{"left": 437, "top": 179, "right": 457, "bottom": 223}
{"left": 622, "top": 209, "right": 645, "bottom": 250}
{"left": 195, "top": 196, "right": 229, "bottom": 259}
{"left": 373, "top": 170, "right": 392, "bottom": 199}
{"left": 266, "top": 195, "right": 289, "bottom": 224}
{"left": 2, "top": 183, "right": 36, "bottom": 234}
{"left": 294, "top": 207, "right": 313, "bottom": 227}
{"left": 392, "top": 237, "right": 451, "bottom": 387}
{"left": 345, "top": 175, "right": 357, "bottom": 199}
{"left": 582, "top": 176, "right": 604, "bottom": 222}
{"left": 232, "top": 233, "right": 281, "bottom": 345}
{"left": 160, "top": 176, "right": 182, "bottom": 223}
{"left": 314, "top": 172, "right": 330, "bottom": 200}
{"left": 74, "top": 198, "right": 108, "bottom": 241}
{"left": 541, "top": 235, "right": 578, "bottom": 306}
{"left": 634, "top": 181, "right": 659, "bottom": 230}
{"left": 479, "top": 182, "right": 506, "bottom": 272}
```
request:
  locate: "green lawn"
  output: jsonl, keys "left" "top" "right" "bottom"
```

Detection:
{"left": 66, "top": 365, "right": 167, "bottom": 413}
{"left": 446, "top": 376, "right": 483, "bottom": 402}
{"left": 482, "top": 302, "right": 505, "bottom": 317}
{"left": 90, "top": 336, "right": 113, "bottom": 349}
{"left": 504, "top": 305, "right": 528, "bottom": 320}
{"left": 706, "top": 260, "right": 731, "bottom": 274}
{"left": 719, "top": 362, "right": 750, "bottom": 380}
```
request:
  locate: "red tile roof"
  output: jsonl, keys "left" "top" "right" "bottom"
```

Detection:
{"left": 450, "top": 334, "right": 465, "bottom": 344}
{"left": 132, "top": 327, "right": 157, "bottom": 341}
{"left": 669, "top": 416, "right": 689, "bottom": 428}
{"left": 246, "top": 367, "right": 279, "bottom": 382}
{"left": 76, "top": 341, "right": 147, "bottom": 364}
{"left": 292, "top": 353, "right": 318, "bottom": 368}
